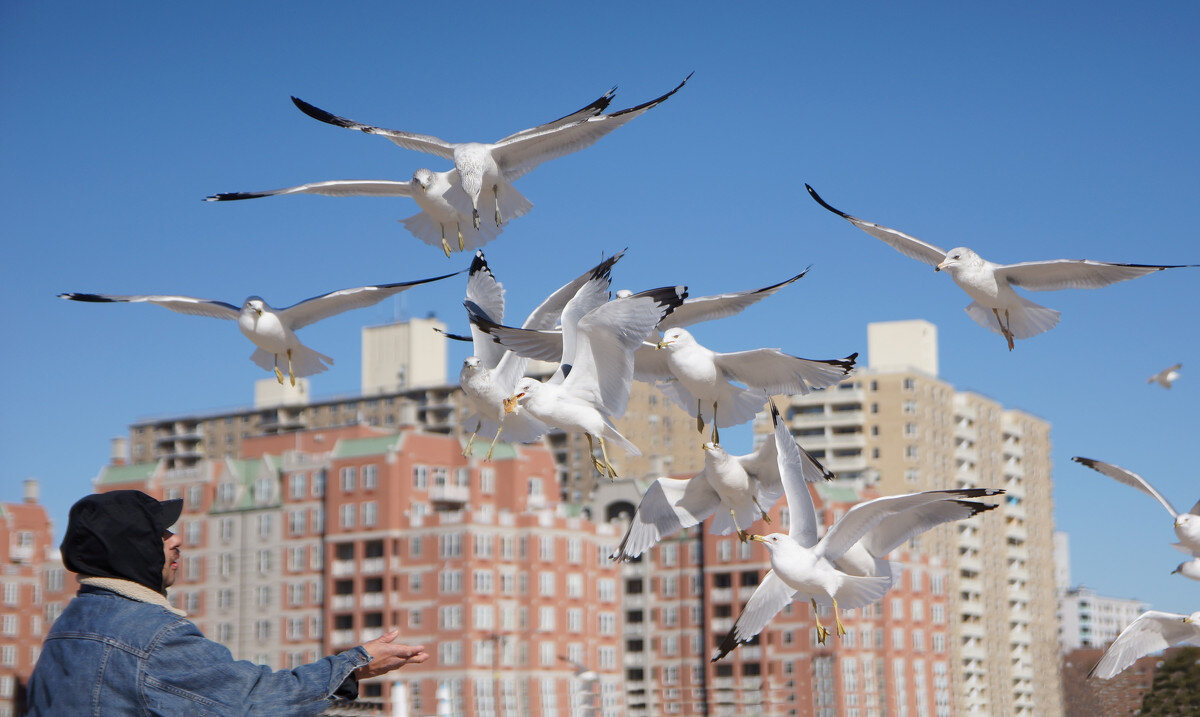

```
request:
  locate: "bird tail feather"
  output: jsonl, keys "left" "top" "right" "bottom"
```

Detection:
{"left": 964, "top": 297, "right": 1061, "bottom": 340}
{"left": 400, "top": 212, "right": 500, "bottom": 252}
{"left": 601, "top": 422, "right": 641, "bottom": 457}
{"left": 815, "top": 574, "right": 891, "bottom": 611}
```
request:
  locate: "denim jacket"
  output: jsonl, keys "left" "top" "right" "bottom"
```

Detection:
{"left": 26, "top": 579, "right": 371, "bottom": 716}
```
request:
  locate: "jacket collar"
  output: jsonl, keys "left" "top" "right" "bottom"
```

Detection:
{"left": 79, "top": 576, "right": 187, "bottom": 617}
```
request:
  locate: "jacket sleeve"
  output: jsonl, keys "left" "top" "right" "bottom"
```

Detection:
{"left": 142, "top": 619, "right": 372, "bottom": 716}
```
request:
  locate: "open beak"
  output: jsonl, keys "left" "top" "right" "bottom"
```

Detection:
{"left": 748, "top": 534, "right": 768, "bottom": 544}
{"left": 935, "top": 259, "right": 949, "bottom": 272}
{"left": 656, "top": 340, "right": 672, "bottom": 350}
{"left": 502, "top": 394, "right": 524, "bottom": 414}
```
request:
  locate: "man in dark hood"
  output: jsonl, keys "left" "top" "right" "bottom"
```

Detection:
{"left": 26, "top": 490, "right": 429, "bottom": 715}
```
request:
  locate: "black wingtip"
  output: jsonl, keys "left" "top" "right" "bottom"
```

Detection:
{"left": 806, "top": 184, "right": 853, "bottom": 220}
{"left": 947, "top": 488, "right": 1005, "bottom": 500}
{"left": 588, "top": 251, "right": 625, "bottom": 282}
{"left": 951, "top": 500, "right": 1000, "bottom": 517}
{"left": 608, "top": 73, "right": 692, "bottom": 118}
{"left": 205, "top": 191, "right": 266, "bottom": 202}
{"left": 59, "top": 292, "right": 112, "bottom": 303}
{"left": 769, "top": 398, "right": 782, "bottom": 426}
{"left": 291, "top": 96, "right": 353, "bottom": 128}
{"left": 801, "top": 445, "right": 836, "bottom": 482}
{"left": 469, "top": 250, "right": 490, "bottom": 277}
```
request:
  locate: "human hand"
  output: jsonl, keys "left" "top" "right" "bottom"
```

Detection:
{"left": 356, "top": 629, "right": 430, "bottom": 679}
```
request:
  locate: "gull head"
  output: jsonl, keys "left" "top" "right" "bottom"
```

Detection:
{"left": 411, "top": 168, "right": 435, "bottom": 194}
{"left": 656, "top": 328, "right": 693, "bottom": 351}
{"left": 1186, "top": 611, "right": 1200, "bottom": 624}
{"left": 935, "top": 247, "right": 980, "bottom": 273}
{"left": 241, "top": 297, "right": 266, "bottom": 317}
{"left": 504, "top": 378, "right": 538, "bottom": 414}
{"left": 463, "top": 356, "right": 482, "bottom": 372}
{"left": 1176, "top": 514, "right": 1197, "bottom": 530}
{"left": 747, "top": 533, "right": 789, "bottom": 552}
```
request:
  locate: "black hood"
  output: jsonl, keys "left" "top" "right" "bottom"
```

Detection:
{"left": 60, "top": 490, "right": 183, "bottom": 595}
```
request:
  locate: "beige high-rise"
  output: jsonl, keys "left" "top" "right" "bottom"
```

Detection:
{"left": 759, "top": 320, "right": 1063, "bottom": 715}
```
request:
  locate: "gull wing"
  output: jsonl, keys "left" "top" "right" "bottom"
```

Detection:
{"left": 205, "top": 179, "right": 415, "bottom": 202}
{"left": 712, "top": 571, "right": 796, "bottom": 661}
{"left": 1148, "top": 363, "right": 1183, "bottom": 385}
{"left": 58, "top": 293, "right": 240, "bottom": 320}
{"left": 1072, "top": 456, "right": 1179, "bottom": 518}
{"left": 565, "top": 286, "right": 687, "bottom": 417}
{"left": 465, "top": 314, "right": 565, "bottom": 362}
{"left": 771, "top": 400, "right": 822, "bottom": 549}
{"left": 495, "top": 87, "right": 615, "bottom": 144}
{"left": 291, "top": 97, "right": 456, "bottom": 160}
{"left": 464, "top": 252, "right": 506, "bottom": 369}
{"left": 1089, "top": 611, "right": 1200, "bottom": 679}
{"left": 279, "top": 272, "right": 459, "bottom": 331}
{"left": 521, "top": 251, "right": 624, "bottom": 331}
{"left": 806, "top": 184, "right": 949, "bottom": 268}
{"left": 557, "top": 266, "right": 618, "bottom": 371}
{"left": 611, "top": 474, "right": 722, "bottom": 561}
{"left": 632, "top": 343, "right": 673, "bottom": 381}
{"left": 658, "top": 268, "right": 808, "bottom": 331}
{"left": 818, "top": 489, "right": 1003, "bottom": 562}
{"left": 861, "top": 500, "right": 997, "bottom": 557}
{"left": 494, "top": 74, "right": 691, "bottom": 182}
{"left": 1000, "top": 260, "right": 1196, "bottom": 291}
{"left": 714, "top": 349, "right": 857, "bottom": 395}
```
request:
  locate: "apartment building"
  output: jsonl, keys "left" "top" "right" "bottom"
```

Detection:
{"left": 1058, "top": 586, "right": 1148, "bottom": 653}
{"left": 126, "top": 319, "right": 705, "bottom": 500}
{"left": 94, "top": 422, "right": 626, "bottom": 716}
{"left": 597, "top": 477, "right": 956, "bottom": 717}
{"left": 0, "top": 481, "right": 70, "bottom": 717}
{"left": 761, "top": 320, "right": 1062, "bottom": 715}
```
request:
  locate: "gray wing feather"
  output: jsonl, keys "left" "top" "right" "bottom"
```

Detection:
{"left": 1089, "top": 612, "right": 1200, "bottom": 679}
{"left": 1072, "top": 456, "right": 1179, "bottom": 517}
{"left": 291, "top": 97, "right": 456, "bottom": 159}
{"left": 1001, "top": 260, "right": 1195, "bottom": 291}
{"left": 712, "top": 571, "right": 795, "bottom": 661}
{"left": 715, "top": 349, "right": 856, "bottom": 395}
{"left": 611, "top": 474, "right": 722, "bottom": 561}
{"left": 280, "top": 272, "right": 458, "bottom": 331}
{"left": 771, "top": 401, "right": 821, "bottom": 548}
{"left": 806, "top": 185, "right": 948, "bottom": 267}
{"left": 659, "top": 269, "right": 807, "bottom": 331}
{"left": 206, "top": 179, "right": 414, "bottom": 201}
{"left": 58, "top": 293, "right": 240, "bottom": 320}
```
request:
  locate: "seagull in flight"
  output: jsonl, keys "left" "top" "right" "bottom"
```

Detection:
{"left": 1073, "top": 456, "right": 1200, "bottom": 557}
{"left": 612, "top": 401, "right": 834, "bottom": 562}
{"left": 1148, "top": 363, "right": 1182, "bottom": 390}
{"left": 59, "top": 272, "right": 458, "bottom": 385}
{"left": 206, "top": 168, "right": 526, "bottom": 258}
{"left": 1088, "top": 610, "right": 1200, "bottom": 679}
{"left": 452, "top": 249, "right": 624, "bottom": 459}
{"left": 478, "top": 285, "right": 687, "bottom": 479}
{"left": 712, "top": 405, "right": 1002, "bottom": 658}
{"left": 292, "top": 74, "right": 690, "bottom": 229}
{"left": 807, "top": 185, "right": 1196, "bottom": 350}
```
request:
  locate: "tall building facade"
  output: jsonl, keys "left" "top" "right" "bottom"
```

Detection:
{"left": 93, "top": 423, "right": 626, "bottom": 716}
{"left": 0, "top": 481, "right": 70, "bottom": 717}
{"left": 760, "top": 320, "right": 1062, "bottom": 715}
{"left": 597, "top": 477, "right": 956, "bottom": 717}
{"left": 1057, "top": 586, "right": 1149, "bottom": 653}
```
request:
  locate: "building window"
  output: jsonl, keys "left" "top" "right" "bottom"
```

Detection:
{"left": 312, "top": 470, "right": 326, "bottom": 497}
{"left": 340, "top": 504, "right": 356, "bottom": 529}
{"left": 480, "top": 468, "right": 495, "bottom": 494}
{"left": 289, "top": 473, "right": 306, "bottom": 499}
{"left": 413, "top": 466, "right": 428, "bottom": 490}
{"left": 474, "top": 570, "right": 494, "bottom": 594}
{"left": 362, "top": 465, "right": 377, "bottom": 490}
{"left": 362, "top": 501, "right": 378, "bottom": 527}
{"left": 538, "top": 536, "right": 555, "bottom": 562}
{"left": 340, "top": 467, "right": 356, "bottom": 492}
{"left": 538, "top": 606, "right": 556, "bottom": 631}
{"left": 288, "top": 510, "right": 306, "bottom": 536}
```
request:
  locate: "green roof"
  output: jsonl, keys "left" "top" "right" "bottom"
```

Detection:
{"left": 96, "top": 462, "right": 158, "bottom": 486}
{"left": 464, "top": 440, "right": 517, "bottom": 461}
{"left": 211, "top": 458, "right": 280, "bottom": 512}
{"left": 815, "top": 481, "right": 861, "bottom": 504}
{"left": 333, "top": 435, "right": 402, "bottom": 459}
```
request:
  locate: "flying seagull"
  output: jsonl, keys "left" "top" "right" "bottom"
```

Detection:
{"left": 612, "top": 403, "right": 834, "bottom": 562}
{"left": 59, "top": 272, "right": 458, "bottom": 385}
{"left": 206, "top": 168, "right": 526, "bottom": 257}
{"left": 712, "top": 405, "right": 1002, "bottom": 658}
{"left": 454, "top": 249, "right": 624, "bottom": 459}
{"left": 292, "top": 74, "right": 690, "bottom": 229}
{"left": 806, "top": 185, "right": 1196, "bottom": 350}
{"left": 1073, "top": 456, "right": 1200, "bottom": 557}
{"left": 1088, "top": 611, "right": 1200, "bottom": 679}
{"left": 1148, "top": 363, "right": 1182, "bottom": 390}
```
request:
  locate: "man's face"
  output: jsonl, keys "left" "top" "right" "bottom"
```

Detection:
{"left": 162, "top": 530, "right": 182, "bottom": 589}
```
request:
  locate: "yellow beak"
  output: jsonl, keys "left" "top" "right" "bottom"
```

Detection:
{"left": 935, "top": 259, "right": 949, "bottom": 272}
{"left": 748, "top": 534, "right": 768, "bottom": 544}
{"left": 656, "top": 340, "right": 671, "bottom": 350}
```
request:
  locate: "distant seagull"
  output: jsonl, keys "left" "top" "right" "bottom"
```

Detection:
{"left": 1073, "top": 456, "right": 1200, "bottom": 557}
{"left": 1148, "top": 363, "right": 1182, "bottom": 389}
{"left": 292, "top": 74, "right": 690, "bottom": 228}
{"left": 713, "top": 406, "right": 1002, "bottom": 658}
{"left": 612, "top": 404, "right": 834, "bottom": 562}
{"left": 206, "top": 168, "right": 526, "bottom": 257}
{"left": 454, "top": 250, "right": 624, "bottom": 459}
{"left": 59, "top": 272, "right": 458, "bottom": 385}
{"left": 1172, "top": 557, "right": 1200, "bottom": 581}
{"left": 482, "top": 286, "right": 687, "bottom": 479}
{"left": 806, "top": 185, "right": 1197, "bottom": 350}
{"left": 640, "top": 327, "right": 856, "bottom": 443}
{"left": 1089, "top": 610, "right": 1200, "bottom": 679}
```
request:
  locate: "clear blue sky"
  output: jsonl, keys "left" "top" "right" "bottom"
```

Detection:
{"left": 2, "top": 3, "right": 1197, "bottom": 613}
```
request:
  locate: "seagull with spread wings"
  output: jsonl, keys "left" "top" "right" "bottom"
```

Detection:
{"left": 712, "top": 405, "right": 1002, "bottom": 658}
{"left": 206, "top": 168, "right": 522, "bottom": 258}
{"left": 292, "top": 75, "right": 689, "bottom": 229}
{"left": 475, "top": 285, "right": 687, "bottom": 479}
{"left": 1148, "top": 363, "right": 1182, "bottom": 390}
{"left": 1073, "top": 456, "right": 1200, "bottom": 558}
{"left": 1089, "top": 611, "right": 1200, "bottom": 679}
{"left": 807, "top": 184, "right": 1196, "bottom": 350}
{"left": 612, "top": 404, "right": 833, "bottom": 562}
{"left": 453, "top": 249, "right": 624, "bottom": 459}
{"left": 59, "top": 272, "right": 458, "bottom": 385}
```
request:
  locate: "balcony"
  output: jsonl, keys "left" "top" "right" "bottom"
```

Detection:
{"left": 430, "top": 483, "right": 470, "bottom": 504}
{"left": 9, "top": 544, "right": 33, "bottom": 563}
{"left": 710, "top": 587, "right": 733, "bottom": 604}
{"left": 331, "top": 560, "right": 356, "bottom": 577}
{"left": 361, "top": 557, "right": 385, "bottom": 574}
{"left": 332, "top": 595, "right": 355, "bottom": 610}
{"left": 361, "top": 593, "right": 385, "bottom": 608}
{"left": 330, "top": 629, "right": 356, "bottom": 646}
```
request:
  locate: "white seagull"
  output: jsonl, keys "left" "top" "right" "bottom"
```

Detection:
{"left": 1073, "top": 456, "right": 1200, "bottom": 556}
{"left": 807, "top": 185, "right": 1196, "bottom": 350}
{"left": 59, "top": 272, "right": 457, "bottom": 385}
{"left": 712, "top": 406, "right": 1002, "bottom": 658}
{"left": 1088, "top": 610, "right": 1200, "bottom": 679}
{"left": 1148, "top": 363, "right": 1182, "bottom": 390}
{"left": 612, "top": 403, "right": 834, "bottom": 562}
{"left": 639, "top": 327, "right": 856, "bottom": 443}
{"left": 206, "top": 168, "right": 526, "bottom": 258}
{"left": 480, "top": 285, "right": 687, "bottom": 479}
{"left": 291, "top": 75, "right": 689, "bottom": 228}
{"left": 1172, "top": 558, "right": 1200, "bottom": 581}
{"left": 453, "top": 249, "right": 624, "bottom": 459}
